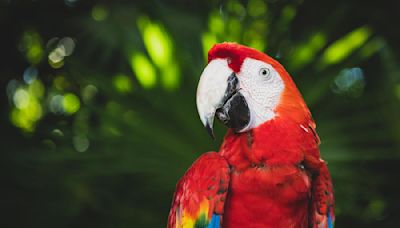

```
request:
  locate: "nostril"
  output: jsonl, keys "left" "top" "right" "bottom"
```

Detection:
{"left": 216, "top": 108, "right": 229, "bottom": 124}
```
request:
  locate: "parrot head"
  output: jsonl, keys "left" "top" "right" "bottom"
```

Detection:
{"left": 196, "top": 42, "right": 310, "bottom": 138}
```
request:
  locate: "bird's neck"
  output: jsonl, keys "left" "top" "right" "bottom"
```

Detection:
{"left": 219, "top": 115, "right": 319, "bottom": 170}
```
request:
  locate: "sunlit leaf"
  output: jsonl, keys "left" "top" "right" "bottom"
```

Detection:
{"left": 130, "top": 52, "right": 157, "bottom": 89}
{"left": 359, "top": 37, "right": 385, "bottom": 58}
{"left": 202, "top": 32, "right": 218, "bottom": 58}
{"left": 290, "top": 32, "right": 326, "bottom": 69}
{"left": 320, "top": 26, "right": 372, "bottom": 66}
{"left": 137, "top": 16, "right": 173, "bottom": 68}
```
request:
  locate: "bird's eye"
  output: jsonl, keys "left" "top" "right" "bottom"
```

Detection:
{"left": 259, "top": 68, "right": 270, "bottom": 78}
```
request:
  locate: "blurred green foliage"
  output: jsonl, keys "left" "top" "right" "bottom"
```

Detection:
{"left": 1, "top": 0, "right": 400, "bottom": 227}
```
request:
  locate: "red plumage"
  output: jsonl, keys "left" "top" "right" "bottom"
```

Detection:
{"left": 169, "top": 43, "right": 334, "bottom": 228}
{"left": 168, "top": 152, "right": 230, "bottom": 227}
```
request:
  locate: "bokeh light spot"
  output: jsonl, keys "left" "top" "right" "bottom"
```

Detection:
{"left": 48, "top": 58, "right": 65, "bottom": 69}
{"left": 113, "top": 74, "right": 133, "bottom": 93}
{"left": 282, "top": 5, "right": 296, "bottom": 22}
{"left": 28, "top": 80, "right": 45, "bottom": 98}
{"left": 20, "top": 31, "right": 44, "bottom": 65}
{"left": 92, "top": 4, "right": 108, "bottom": 21}
{"left": 247, "top": 0, "right": 267, "bottom": 17}
{"left": 11, "top": 109, "right": 31, "bottom": 131}
{"left": 62, "top": 93, "right": 81, "bottom": 114}
{"left": 48, "top": 37, "right": 75, "bottom": 68}
{"left": 332, "top": 67, "right": 366, "bottom": 97}
{"left": 59, "top": 37, "right": 75, "bottom": 56}
{"left": 73, "top": 135, "right": 90, "bottom": 152}
{"left": 23, "top": 67, "right": 38, "bottom": 84}
{"left": 227, "top": 0, "right": 246, "bottom": 20}
{"left": 52, "top": 129, "right": 64, "bottom": 137}
{"left": 13, "top": 88, "right": 30, "bottom": 109}
{"left": 11, "top": 98, "right": 42, "bottom": 132}
{"left": 82, "top": 84, "right": 98, "bottom": 104}
{"left": 49, "top": 95, "right": 64, "bottom": 114}
{"left": 6, "top": 80, "right": 19, "bottom": 98}
{"left": 208, "top": 12, "right": 225, "bottom": 35}
{"left": 53, "top": 75, "right": 69, "bottom": 91}
{"left": 9, "top": 77, "right": 45, "bottom": 132}
{"left": 131, "top": 53, "right": 156, "bottom": 89}
{"left": 49, "top": 46, "right": 66, "bottom": 63}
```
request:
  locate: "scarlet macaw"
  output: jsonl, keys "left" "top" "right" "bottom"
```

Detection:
{"left": 168, "top": 43, "right": 334, "bottom": 228}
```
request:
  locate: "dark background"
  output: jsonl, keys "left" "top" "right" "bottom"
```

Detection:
{"left": 1, "top": 0, "right": 400, "bottom": 227}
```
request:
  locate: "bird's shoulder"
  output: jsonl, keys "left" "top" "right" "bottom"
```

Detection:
{"left": 168, "top": 152, "right": 230, "bottom": 228}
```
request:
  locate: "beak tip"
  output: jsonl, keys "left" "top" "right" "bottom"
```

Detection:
{"left": 205, "top": 121, "right": 215, "bottom": 140}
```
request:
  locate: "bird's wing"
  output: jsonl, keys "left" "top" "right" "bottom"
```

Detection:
{"left": 168, "top": 152, "right": 230, "bottom": 228}
{"left": 305, "top": 154, "right": 335, "bottom": 228}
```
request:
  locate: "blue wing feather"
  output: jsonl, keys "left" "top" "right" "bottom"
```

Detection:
{"left": 207, "top": 214, "right": 221, "bottom": 228}
{"left": 327, "top": 210, "right": 333, "bottom": 228}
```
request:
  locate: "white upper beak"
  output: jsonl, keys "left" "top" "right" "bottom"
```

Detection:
{"left": 196, "top": 59, "right": 233, "bottom": 137}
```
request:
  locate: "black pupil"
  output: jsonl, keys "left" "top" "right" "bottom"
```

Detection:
{"left": 262, "top": 69, "right": 267, "bottom": 75}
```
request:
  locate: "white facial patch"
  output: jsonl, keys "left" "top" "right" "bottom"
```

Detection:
{"left": 237, "top": 58, "right": 285, "bottom": 131}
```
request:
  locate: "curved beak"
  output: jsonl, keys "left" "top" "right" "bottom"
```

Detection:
{"left": 196, "top": 59, "right": 250, "bottom": 139}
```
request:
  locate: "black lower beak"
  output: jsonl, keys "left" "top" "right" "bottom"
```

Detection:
{"left": 215, "top": 73, "right": 250, "bottom": 133}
